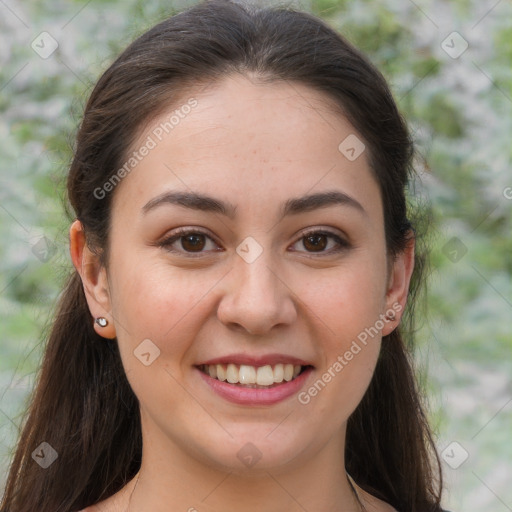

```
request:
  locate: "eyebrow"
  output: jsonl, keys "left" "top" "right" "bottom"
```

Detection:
{"left": 142, "top": 190, "right": 366, "bottom": 219}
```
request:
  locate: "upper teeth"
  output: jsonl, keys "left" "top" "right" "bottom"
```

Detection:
{"left": 202, "top": 363, "right": 302, "bottom": 386}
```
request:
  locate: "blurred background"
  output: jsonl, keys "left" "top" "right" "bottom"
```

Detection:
{"left": 0, "top": 0, "right": 510, "bottom": 510}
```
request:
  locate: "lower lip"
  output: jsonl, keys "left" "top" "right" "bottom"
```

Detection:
{"left": 196, "top": 366, "right": 314, "bottom": 406}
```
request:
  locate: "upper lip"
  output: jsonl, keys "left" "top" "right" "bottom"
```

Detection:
{"left": 197, "top": 353, "right": 314, "bottom": 367}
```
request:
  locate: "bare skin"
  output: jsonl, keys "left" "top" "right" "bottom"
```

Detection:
{"left": 81, "top": 471, "right": 396, "bottom": 512}
{"left": 72, "top": 74, "right": 413, "bottom": 512}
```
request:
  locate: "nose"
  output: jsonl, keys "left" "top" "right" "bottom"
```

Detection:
{"left": 216, "top": 248, "right": 297, "bottom": 336}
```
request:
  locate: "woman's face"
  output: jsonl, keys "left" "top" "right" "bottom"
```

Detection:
{"left": 78, "top": 74, "right": 412, "bottom": 473}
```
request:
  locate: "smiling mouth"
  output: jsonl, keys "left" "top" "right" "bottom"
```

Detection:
{"left": 197, "top": 363, "right": 312, "bottom": 388}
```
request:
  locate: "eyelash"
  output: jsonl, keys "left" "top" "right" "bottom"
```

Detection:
{"left": 157, "top": 227, "right": 351, "bottom": 257}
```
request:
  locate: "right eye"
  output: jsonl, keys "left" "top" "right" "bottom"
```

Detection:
{"left": 158, "top": 228, "right": 222, "bottom": 256}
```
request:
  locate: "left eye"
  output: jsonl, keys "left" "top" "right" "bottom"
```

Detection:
{"left": 290, "top": 230, "right": 349, "bottom": 254}
{"left": 158, "top": 229, "right": 348, "bottom": 256}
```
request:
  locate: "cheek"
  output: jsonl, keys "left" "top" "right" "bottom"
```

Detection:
{"left": 295, "top": 257, "right": 388, "bottom": 337}
{"left": 292, "top": 259, "right": 385, "bottom": 408}
{"left": 109, "top": 265, "right": 211, "bottom": 419}
{"left": 109, "top": 257, "right": 210, "bottom": 366}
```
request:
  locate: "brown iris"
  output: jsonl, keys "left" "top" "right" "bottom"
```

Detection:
{"left": 302, "top": 233, "right": 328, "bottom": 252}
{"left": 181, "top": 233, "right": 206, "bottom": 252}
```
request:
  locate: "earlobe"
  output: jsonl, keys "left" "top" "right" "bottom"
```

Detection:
{"left": 381, "top": 236, "right": 415, "bottom": 336}
{"left": 69, "top": 220, "right": 117, "bottom": 339}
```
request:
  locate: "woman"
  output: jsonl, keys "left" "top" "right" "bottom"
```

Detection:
{"left": 0, "top": 1, "right": 448, "bottom": 511}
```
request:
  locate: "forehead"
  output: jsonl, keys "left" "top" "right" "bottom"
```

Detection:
{"left": 111, "top": 74, "right": 382, "bottom": 224}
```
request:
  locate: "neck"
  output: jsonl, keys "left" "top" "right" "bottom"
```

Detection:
{"left": 123, "top": 424, "right": 364, "bottom": 512}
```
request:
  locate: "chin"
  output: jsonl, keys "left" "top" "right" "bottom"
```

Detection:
{"left": 196, "top": 433, "right": 310, "bottom": 474}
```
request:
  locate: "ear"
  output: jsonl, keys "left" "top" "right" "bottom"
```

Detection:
{"left": 381, "top": 234, "right": 415, "bottom": 336}
{"left": 69, "top": 219, "right": 116, "bottom": 339}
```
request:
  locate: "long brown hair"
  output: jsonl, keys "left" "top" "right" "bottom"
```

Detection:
{"left": 1, "top": 1, "right": 443, "bottom": 510}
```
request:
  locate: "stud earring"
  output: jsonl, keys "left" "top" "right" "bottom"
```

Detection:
{"left": 385, "top": 311, "right": 396, "bottom": 321}
{"left": 95, "top": 317, "right": 108, "bottom": 328}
